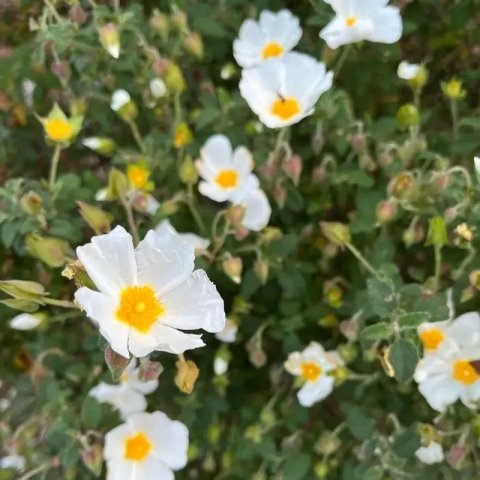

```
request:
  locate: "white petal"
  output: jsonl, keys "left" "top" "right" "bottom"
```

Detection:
{"left": 448, "top": 312, "right": 480, "bottom": 347}
{"left": 474, "top": 157, "right": 480, "bottom": 175}
{"left": 215, "top": 319, "right": 238, "bottom": 343}
{"left": 198, "top": 180, "right": 232, "bottom": 202}
{"left": 160, "top": 270, "right": 225, "bottom": 333}
{"left": 111, "top": 89, "right": 131, "bottom": 111}
{"left": 460, "top": 381, "right": 480, "bottom": 409}
{"left": 106, "top": 458, "right": 135, "bottom": 480}
{"left": 76, "top": 226, "right": 137, "bottom": 297}
{"left": 397, "top": 61, "right": 420, "bottom": 80}
{"left": 284, "top": 352, "right": 303, "bottom": 376}
{"left": 104, "top": 423, "right": 134, "bottom": 461}
{"left": 320, "top": 16, "right": 374, "bottom": 49}
{"left": 150, "top": 78, "right": 167, "bottom": 98}
{"left": 368, "top": 6, "right": 402, "bottom": 44}
{"left": 418, "top": 374, "right": 461, "bottom": 412}
{"left": 415, "top": 441, "right": 444, "bottom": 464}
{"left": 75, "top": 287, "right": 130, "bottom": 358}
{"left": 238, "top": 188, "right": 271, "bottom": 231}
{"left": 133, "top": 456, "right": 174, "bottom": 480}
{"left": 297, "top": 376, "right": 334, "bottom": 407}
{"left": 0, "top": 455, "right": 26, "bottom": 471}
{"left": 200, "top": 134, "right": 233, "bottom": 172}
{"left": 9, "top": 313, "right": 42, "bottom": 330}
{"left": 128, "top": 324, "right": 205, "bottom": 357}
{"left": 214, "top": 357, "right": 229, "bottom": 375}
{"left": 135, "top": 229, "right": 194, "bottom": 297}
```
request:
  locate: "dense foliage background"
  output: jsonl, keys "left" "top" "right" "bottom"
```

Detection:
{"left": 1, "top": 0, "right": 480, "bottom": 479}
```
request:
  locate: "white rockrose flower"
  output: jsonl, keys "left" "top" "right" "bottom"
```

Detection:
{"left": 9, "top": 313, "right": 42, "bottom": 330}
{"left": 104, "top": 411, "right": 188, "bottom": 480}
{"left": 320, "top": 0, "right": 402, "bottom": 49}
{"left": 74, "top": 226, "right": 225, "bottom": 358}
{"left": 284, "top": 341, "right": 343, "bottom": 407}
{"left": 89, "top": 359, "right": 158, "bottom": 420}
{"left": 415, "top": 441, "right": 444, "bottom": 465}
{"left": 239, "top": 52, "right": 333, "bottom": 128}
{"left": 155, "top": 219, "right": 210, "bottom": 253}
{"left": 233, "top": 9, "right": 302, "bottom": 68}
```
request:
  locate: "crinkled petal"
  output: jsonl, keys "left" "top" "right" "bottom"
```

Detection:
{"left": 297, "top": 376, "right": 334, "bottom": 407}
{"left": 368, "top": 6, "right": 402, "bottom": 44}
{"left": 238, "top": 188, "right": 271, "bottom": 231}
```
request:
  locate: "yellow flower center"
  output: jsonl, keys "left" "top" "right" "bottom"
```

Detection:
{"left": 262, "top": 42, "right": 284, "bottom": 59}
{"left": 174, "top": 130, "right": 187, "bottom": 148}
{"left": 271, "top": 97, "right": 300, "bottom": 121}
{"left": 44, "top": 118, "right": 74, "bottom": 142}
{"left": 346, "top": 16, "right": 357, "bottom": 27}
{"left": 215, "top": 169, "right": 239, "bottom": 189}
{"left": 116, "top": 285, "right": 165, "bottom": 333}
{"left": 420, "top": 328, "right": 444, "bottom": 350}
{"left": 453, "top": 360, "right": 480, "bottom": 385}
{"left": 127, "top": 165, "right": 150, "bottom": 189}
{"left": 301, "top": 361, "right": 322, "bottom": 382}
{"left": 124, "top": 432, "right": 152, "bottom": 461}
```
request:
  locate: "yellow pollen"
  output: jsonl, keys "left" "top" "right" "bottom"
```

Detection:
{"left": 271, "top": 97, "right": 300, "bottom": 121}
{"left": 116, "top": 285, "right": 164, "bottom": 333}
{"left": 124, "top": 432, "right": 152, "bottom": 461}
{"left": 346, "top": 16, "right": 357, "bottom": 27}
{"left": 262, "top": 42, "right": 284, "bottom": 59}
{"left": 44, "top": 118, "right": 74, "bottom": 142}
{"left": 301, "top": 362, "right": 322, "bottom": 382}
{"left": 453, "top": 360, "right": 480, "bottom": 385}
{"left": 215, "top": 169, "right": 239, "bottom": 189}
{"left": 420, "top": 328, "right": 444, "bottom": 350}
{"left": 127, "top": 165, "right": 149, "bottom": 189}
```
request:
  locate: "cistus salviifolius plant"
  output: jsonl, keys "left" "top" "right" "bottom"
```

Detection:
{"left": 1, "top": 0, "right": 480, "bottom": 479}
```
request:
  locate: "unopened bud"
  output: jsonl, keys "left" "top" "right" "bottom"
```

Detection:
{"left": 254, "top": 259, "right": 269, "bottom": 284}
{"left": 104, "top": 345, "right": 130, "bottom": 381}
{"left": 441, "top": 78, "right": 466, "bottom": 100}
{"left": 396, "top": 103, "right": 420, "bottom": 130}
{"left": 164, "top": 63, "right": 186, "bottom": 93}
{"left": 315, "top": 432, "right": 341, "bottom": 456}
{"left": 111, "top": 89, "right": 137, "bottom": 121}
{"left": 426, "top": 216, "right": 448, "bottom": 247}
{"left": 77, "top": 201, "right": 112, "bottom": 235}
{"left": 179, "top": 156, "right": 198, "bottom": 184}
{"left": 81, "top": 444, "right": 103, "bottom": 477}
{"left": 312, "top": 132, "right": 325, "bottom": 155}
{"left": 173, "top": 122, "right": 192, "bottom": 148}
{"left": 109, "top": 168, "right": 129, "bottom": 198}
{"left": 220, "top": 63, "right": 237, "bottom": 80}
{"left": 138, "top": 359, "right": 164, "bottom": 381}
{"left": 62, "top": 260, "right": 95, "bottom": 289}
{"left": 312, "top": 165, "right": 327, "bottom": 184}
{"left": 261, "top": 227, "right": 282, "bottom": 243}
{"left": 171, "top": 10, "right": 188, "bottom": 31}
{"left": 273, "top": 182, "right": 286, "bottom": 208}
{"left": 350, "top": 133, "right": 366, "bottom": 152}
{"left": 149, "top": 78, "right": 167, "bottom": 99}
{"left": 314, "top": 462, "right": 329, "bottom": 478}
{"left": 318, "top": 313, "right": 337, "bottom": 328}
{"left": 51, "top": 61, "right": 71, "bottom": 84}
{"left": 20, "top": 191, "right": 42, "bottom": 215}
{"left": 468, "top": 270, "right": 480, "bottom": 290}
{"left": 447, "top": 445, "right": 466, "bottom": 468}
{"left": 283, "top": 154, "right": 302, "bottom": 185}
{"left": 320, "top": 222, "right": 350, "bottom": 247}
{"left": 226, "top": 204, "right": 245, "bottom": 227}
{"left": 376, "top": 200, "right": 397, "bottom": 223}
{"left": 337, "top": 343, "right": 358, "bottom": 363}
{"left": 260, "top": 161, "right": 278, "bottom": 181}
{"left": 69, "top": 4, "right": 88, "bottom": 24}
{"left": 150, "top": 10, "right": 169, "bottom": 40}
{"left": 388, "top": 172, "right": 414, "bottom": 199}
{"left": 82, "top": 137, "right": 116, "bottom": 156}
{"left": 184, "top": 32, "right": 204, "bottom": 59}
{"left": 222, "top": 256, "right": 243, "bottom": 284}
{"left": 175, "top": 358, "right": 199, "bottom": 394}
{"left": 98, "top": 23, "right": 120, "bottom": 59}
{"left": 25, "top": 234, "right": 71, "bottom": 268}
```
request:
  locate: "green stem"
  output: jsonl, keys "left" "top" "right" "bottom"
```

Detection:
{"left": 186, "top": 184, "right": 206, "bottom": 235}
{"left": 120, "top": 194, "right": 140, "bottom": 245}
{"left": 128, "top": 120, "right": 145, "bottom": 152}
{"left": 434, "top": 245, "right": 442, "bottom": 292}
{"left": 43, "top": 0, "right": 62, "bottom": 22}
{"left": 346, "top": 242, "right": 379, "bottom": 278}
{"left": 43, "top": 297, "right": 78, "bottom": 309}
{"left": 450, "top": 98, "right": 459, "bottom": 142}
{"left": 48, "top": 144, "right": 62, "bottom": 191}
{"left": 452, "top": 247, "right": 476, "bottom": 280}
{"left": 333, "top": 45, "right": 351, "bottom": 79}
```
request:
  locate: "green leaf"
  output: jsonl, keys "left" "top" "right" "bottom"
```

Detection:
{"left": 341, "top": 403, "right": 375, "bottom": 440}
{"left": 367, "top": 276, "right": 397, "bottom": 318}
{"left": 359, "top": 322, "right": 392, "bottom": 341}
{"left": 389, "top": 339, "right": 418, "bottom": 383}
{"left": 362, "top": 466, "right": 383, "bottom": 480}
{"left": 398, "top": 312, "right": 431, "bottom": 329}
{"left": 283, "top": 453, "right": 311, "bottom": 480}
{"left": 81, "top": 396, "right": 102, "bottom": 429}
{"left": 392, "top": 425, "right": 421, "bottom": 458}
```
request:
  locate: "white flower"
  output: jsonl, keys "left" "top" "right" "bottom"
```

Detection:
{"left": 196, "top": 134, "right": 259, "bottom": 203}
{"left": 239, "top": 52, "right": 333, "bottom": 128}
{"left": 89, "top": 359, "right": 158, "bottom": 420}
{"left": 215, "top": 318, "right": 238, "bottom": 343}
{"left": 414, "top": 342, "right": 480, "bottom": 412}
{"left": 284, "top": 342, "right": 343, "bottom": 407}
{"left": 397, "top": 61, "right": 421, "bottom": 80}
{"left": 156, "top": 219, "right": 210, "bottom": 253}
{"left": 74, "top": 226, "right": 225, "bottom": 358}
{"left": 233, "top": 9, "right": 302, "bottom": 68}
{"left": 0, "top": 455, "right": 26, "bottom": 471}
{"left": 320, "top": 0, "right": 402, "bottom": 49}
{"left": 111, "top": 89, "right": 131, "bottom": 111}
{"left": 417, "top": 312, "right": 480, "bottom": 355}
{"left": 214, "top": 357, "right": 229, "bottom": 375}
{"left": 415, "top": 441, "right": 444, "bottom": 465}
{"left": 104, "top": 411, "right": 188, "bottom": 480}
{"left": 474, "top": 156, "right": 480, "bottom": 176}
{"left": 149, "top": 78, "right": 167, "bottom": 98}
{"left": 9, "top": 313, "right": 42, "bottom": 330}
{"left": 235, "top": 187, "right": 271, "bottom": 232}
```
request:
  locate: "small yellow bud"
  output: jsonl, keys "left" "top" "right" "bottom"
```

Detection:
{"left": 254, "top": 259, "right": 269, "bottom": 284}
{"left": 179, "top": 155, "right": 198, "bottom": 184}
{"left": 222, "top": 256, "right": 243, "bottom": 284}
{"left": 127, "top": 164, "right": 151, "bottom": 190}
{"left": 320, "top": 222, "right": 350, "bottom": 247}
{"left": 225, "top": 204, "right": 245, "bottom": 227}
{"left": 98, "top": 23, "right": 120, "bottom": 59}
{"left": 441, "top": 78, "right": 466, "bottom": 100}
{"left": 184, "top": 32, "right": 204, "bottom": 59}
{"left": 173, "top": 122, "right": 192, "bottom": 148}
{"left": 164, "top": 63, "right": 186, "bottom": 93}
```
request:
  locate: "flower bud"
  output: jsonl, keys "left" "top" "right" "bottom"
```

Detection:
{"left": 396, "top": 103, "right": 420, "bottom": 130}
{"left": 179, "top": 156, "right": 198, "bottom": 184}
{"left": 447, "top": 444, "right": 466, "bottom": 468}
{"left": 261, "top": 227, "right": 282, "bottom": 243}
{"left": 110, "top": 90, "right": 137, "bottom": 121}
{"left": 350, "top": 133, "right": 366, "bottom": 152}
{"left": 98, "top": 23, "right": 120, "bottom": 59}
{"left": 220, "top": 63, "right": 237, "bottom": 80}
{"left": 51, "top": 61, "right": 71, "bottom": 84}
{"left": 82, "top": 137, "right": 116, "bottom": 156}
{"left": 164, "top": 63, "right": 186, "bottom": 93}
{"left": 260, "top": 161, "right": 278, "bottom": 181}
{"left": 77, "top": 201, "right": 112, "bottom": 235}
{"left": 25, "top": 234, "right": 71, "bottom": 268}
{"left": 337, "top": 343, "right": 358, "bottom": 363}
{"left": 315, "top": 432, "right": 341, "bottom": 456}
{"left": 254, "top": 259, "right": 269, "bottom": 284}
{"left": 149, "top": 78, "right": 167, "bottom": 99}
{"left": 318, "top": 313, "right": 337, "bottom": 328}
{"left": 312, "top": 165, "right": 327, "bottom": 184}
{"left": 468, "top": 270, "right": 480, "bottom": 290}
{"left": 388, "top": 172, "right": 415, "bottom": 199}
{"left": 314, "top": 462, "right": 329, "bottom": 478}
{"left": 283, "top": 155, "right": 302, "bottom": 185}
{"left": 20, "top": 191, "right": 42, "bottom": 215}
{"left": 175, "top": 358, "right": 199, "bottom": 394}
{"left": 376, "top": 200, "right": 397, "bottom": 223}
{"left": 81, "top": 444, "right": 103, "bottom": 477}
{"left": 62, "top": 260, "right": 95, "bottom": 289}
{"left": 150, "top": 10, "right": 169, "bottom": 40}
{"left": 324, "top": 282, "right": 343, "bottom": 308}
{"left": 108, "top": 168, "right": 130, "bottom": 198}
{"left": 226, "top": 204, "right": 245, "bottom": 227}
{"left": 312, "top": 132, "right": 325, "bottom": 155}
{"left": 339, "top": 320, "right": 359, "bottom": 341}
{"left": 104, "top": 345, "right": 130, "bottom": 381}
{"left": 273, "top": 182, "right": 286, "bottom": 208}
{"left": 213, "top": 356, "right": 229, "bottom": 376}
{"left": 138, "top": 359, "right": 164, "bottom": 381}
{"left": 173, "top": 122, "right": 192, "bottom": 148}
{"left": 222, "top": 256, "right": 243, "bottom": 284}
{"left": 184, "top": 32, "right": 204, "bottom": 59}
{"left": 69, "top": 4, "right": 88, "bottom": 24}
{"left": 426, "top": 216, "right": 448, "bottom": 247}
{"left": 320, "top": 222, "right": 351, "bottom": 247}
{"left": 171, "top": 10, "right": 188, "bottom": 31}
{"left": 441, "top": 78, "right": 466, "bottom": 100}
